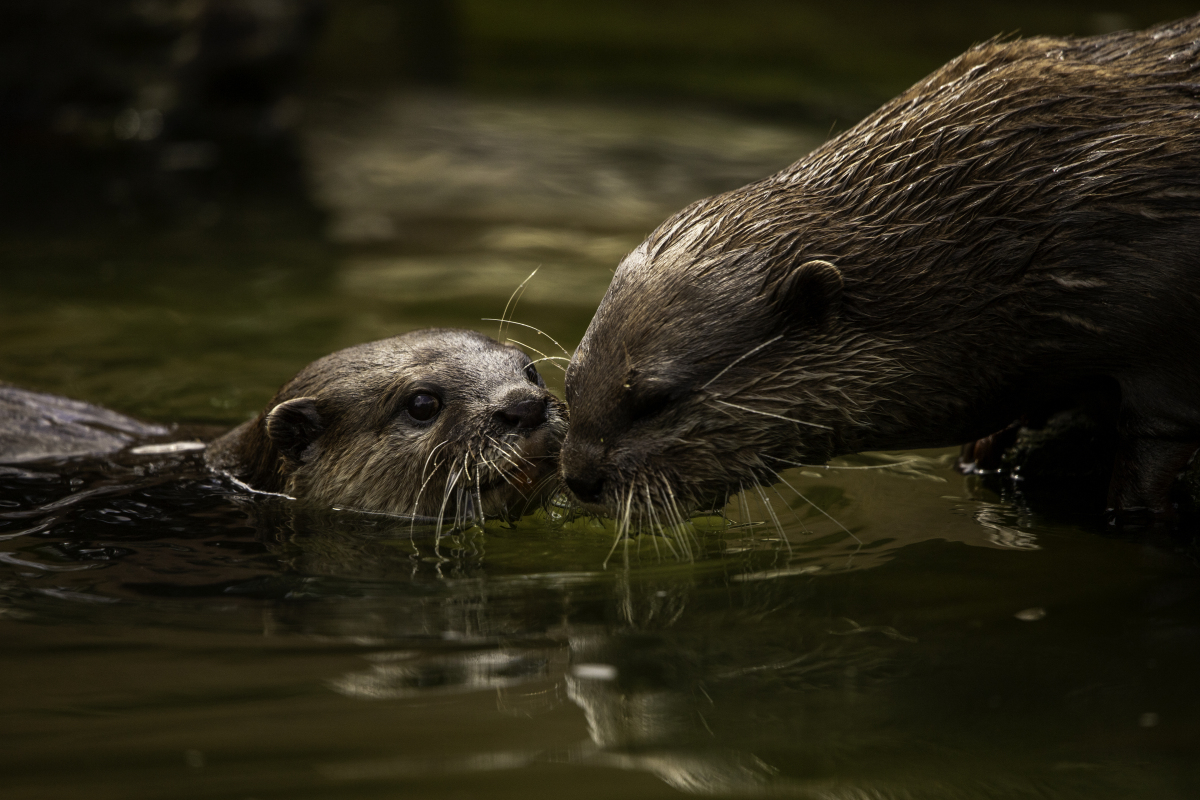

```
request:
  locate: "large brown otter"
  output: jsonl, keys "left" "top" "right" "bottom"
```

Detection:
{"left": 559, "top": 15, "right": 1200, "bottom": 523}
{"left": 3, "top": 329, "right": 566, "bottom": 525}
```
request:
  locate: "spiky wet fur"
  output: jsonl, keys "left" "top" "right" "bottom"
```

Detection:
{"left": 562, "top": 15, "right": 1200, "bottom": 524}
{"left": 207, "top": 330, "right": 567, "bottom": 527}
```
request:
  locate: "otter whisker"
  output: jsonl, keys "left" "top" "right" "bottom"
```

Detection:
{"left": 767, "top": 454, "right": 921, "bottom": 472}
{"left": 711, "top": 400, "right": 833, "bottom": 430}
{"left": 478, "top": 451, "right": 522, "bottom": 489}
{"left": 494, "top": 269, "right": 539, "bottom": 344}
{"left": 644, "top": 486, "right": 665, "bottom": 560}
{"left": 660, "top": 477, "right": 696, "bottom": 560}
{"left": 519, "top": 471, "right": 559, "bottom": 516}
{"left": 525, "top": 355, "right": 569, "bottom": 373}
{"left": 499, "top": 438, "right": 532, "bottom": 466}
{"left": 647, "top": 484, "right": 684, "bottom": 561}
{"left": 454, "top": 475, "right": 471, "bottom": 531}
{"left": 436, "top": 460, "right": 467, "bottom": 541}
{"left": 499, "top": 441, "right": 537, "bottom": 479}
{"left": 420, "top": 439, "right": 453, "bottom": 486}
{"left": 603, "top": 486, "right": 633, "bottom": 569}
{"left": 489, "top": 442, "right": 535, "bottom": 497}
{"left": 504, "top": 337, "right": 557, "bottom": 368}
{"left": 770, "top": 469, "right": 862, "bottom": 548}
{"left": 436, "top": 457, "right": 465, "bottom": 536}
{"left": 700, "top": 334, "right": 784, "bottom": 391}
{"left": 716, "top": 499, "right": 733, "bottom": 537}
{"left": 475, "top": 446, "right": 516, "bottom": 484}
{"left": 662, "top": 480, "right": 698, "bottom": 556}
{"left": 768, "top": 483, "right": 807, "bottom": 541}
{"left": 738, "top": 482, "right": 751, "bottom": 530}
{"left": 753, "top": 482, "right": 787, "bottom": 548}
{"left": 409, "top": 455, "right": 448, "bottom": 537}
{"left": 471, "top": 451, "right": 507, "bottom": 473}
{"left": 481, "top": 318, "right": 570, "bottom": 358}
{"left": 486, "top": 436, "right": 528, "bottom": 468}
{"left": 473, "top": 459, "right": 485, "bottom": 529}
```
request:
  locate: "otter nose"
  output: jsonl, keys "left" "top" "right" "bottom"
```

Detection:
{"left": 497, "top": 397, "right": 547, "bottom": 430}
{"left": 564, "top": 472, "right": 605, "bottom": 505}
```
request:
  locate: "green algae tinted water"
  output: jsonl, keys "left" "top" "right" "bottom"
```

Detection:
{"left": 2, "top": 91, "right": 1199, "bottom": 800}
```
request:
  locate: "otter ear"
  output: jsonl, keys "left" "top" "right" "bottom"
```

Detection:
{"left": 769, "top": 259, "right": 843, "bottom": 328}
{"left": 266, "top": 397, "right": 325, "bottom": 464}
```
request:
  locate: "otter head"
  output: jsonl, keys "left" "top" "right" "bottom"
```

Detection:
{"left": 560, "top": 214, "right": 850, "bottom": 523}
{"left": 211, "top": 329, "right": 567, "bottom": 523}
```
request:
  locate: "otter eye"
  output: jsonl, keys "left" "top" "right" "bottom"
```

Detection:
{"left": 406, "top": 393, "right": 441, "bottom": 422}
{"left": 628, "top": 385, "right": 673, "bottom": 422}
{"left": 524, "top": 363, "right": 544, "bottom": 387}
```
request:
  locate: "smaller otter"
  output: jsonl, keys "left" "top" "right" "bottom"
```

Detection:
{"left": 207, "top": 329, "right": 567, "bottom": 523}
{"left": 3, "top": 329, "right": 566, "bottom": 525}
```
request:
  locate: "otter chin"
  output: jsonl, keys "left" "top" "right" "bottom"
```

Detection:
{"left": 560, "top": 15, "right": 1200, "bottom": 523}
{"left": 207, "top": 329, "right": 567, "bottom": 523}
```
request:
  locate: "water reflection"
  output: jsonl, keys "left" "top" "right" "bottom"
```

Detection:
{"left": 1, "top": 434, "right": 1198, "bottom": 798}
{"left": 309, "top": 537, "right": 1197, "bottom": 798}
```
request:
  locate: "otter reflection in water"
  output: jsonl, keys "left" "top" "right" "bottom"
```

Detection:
{"left": 561, "top": 14, "right": 1200, "bottom": 526}
{"left": 1, "top": 329, "right": 566, "bottom": 527}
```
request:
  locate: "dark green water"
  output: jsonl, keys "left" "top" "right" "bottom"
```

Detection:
{"left": 3, "top": 89, "right": 1199, "bottom": 799}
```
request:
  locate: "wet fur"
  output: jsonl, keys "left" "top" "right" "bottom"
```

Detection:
{"left": 561, "top": 15, "right": 1200, "bottom": 521}
{"left": 208, "top": 329, "right": 567, "bottom": 525}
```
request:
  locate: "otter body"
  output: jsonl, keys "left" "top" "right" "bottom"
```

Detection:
{"left": 3, "top": 330, "right": 565, "bottom": 524}
{"left": 560, "top": 15, "right": 1200, "bottom": 521}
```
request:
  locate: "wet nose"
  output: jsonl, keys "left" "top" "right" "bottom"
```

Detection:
{"left": 497, "top": 396, "right": 547, "bottom": 430}
{"left": 564, "top": 472, "right": 605, "bottom": 505}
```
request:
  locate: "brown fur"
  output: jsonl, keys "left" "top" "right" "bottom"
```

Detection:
{"left": 561, "top": 15, "right": 1200, "bottom": 521}
{"left": 207, "top": 329, "right": 566, "bottom": 522}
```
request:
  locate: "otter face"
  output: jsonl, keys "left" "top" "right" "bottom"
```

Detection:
{"left": 560, "top": 224, "right": 854, "bottom": 525}
{"left": 264, "top": 329, "right": 567, "bottom": 523}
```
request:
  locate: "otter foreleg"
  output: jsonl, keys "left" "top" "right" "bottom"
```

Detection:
{"left": 956, "top": 419, "right": 1024, "bottom": 474}
{"left": 1106, "top": 435, "right": 1200, "bottom": 523}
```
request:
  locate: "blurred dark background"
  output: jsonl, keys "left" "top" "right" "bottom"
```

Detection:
{"left": 1, "top": 1, "right": 1194, "bottom": 233}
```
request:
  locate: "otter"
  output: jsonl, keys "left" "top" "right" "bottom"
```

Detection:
{"left": 559, "top": 15, "right": 1200, "bottom": 524}
{"left": 3, "top": 329, "right": 566, "bottom": 525}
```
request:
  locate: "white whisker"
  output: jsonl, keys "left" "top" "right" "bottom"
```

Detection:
{"left": 646, "top": 485, "right": 680, "bottom": 560}
{"left": 701, "top": 334, "right": 783, "bottom": 391}
{"left": 711, "top": 399, "right": 832, "bottom": 430}
{"left": 603, "top": 487, "right": 632, "bottom": 569}
{"left": 409, "top": 455, "right": 448, "bottom": 538}
{"left": 768, "top": 483, "right": 806, "bottom": 544}
{"left": 771, "top": 471, "right": 862, "bottom": 548}
{"left": 436, "top": 461, "right": 466, "bottom": 542}
{"left": 481, "top": 317, "right": 569, "bottom": 357}
{"left": 420, "top": 440, "right": 452, "bottom": 485}
{"left": 494, "top": 269, "right": 539, "bottom": 343}
{"left": 768, "top": 454, "right": 920, "bottom": 471}
{"left": 505, "top": 336, "right": 552, "bottom": 364}
{"left": 753, "top": 482, "right": 786, "bottom": 546}
{"left": 526, "top": 355, "right": 569, "bottom": 373}
{"left": 662, "top": 481, "right": 698, "bottom": 557}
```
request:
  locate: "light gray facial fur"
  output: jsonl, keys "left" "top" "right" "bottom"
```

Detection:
{"left": 207, "top": 329, "right": 567, "bottom": 525}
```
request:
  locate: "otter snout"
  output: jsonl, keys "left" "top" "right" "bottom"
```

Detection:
{"left": 564, "top": 471, "right": 605, "bottom": 505}
{"left": 560, "top": 440, "right": 610, "bottom": 506}
{"left": 496, "top": 396, "right": 548, "bottom": 430}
